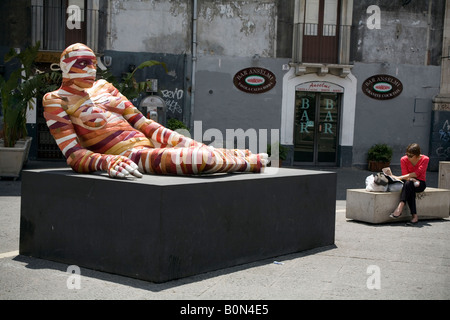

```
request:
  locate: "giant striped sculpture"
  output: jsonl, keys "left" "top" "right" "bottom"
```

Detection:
{"left": 43, "top": 43, "right": 268, "bottom": 178}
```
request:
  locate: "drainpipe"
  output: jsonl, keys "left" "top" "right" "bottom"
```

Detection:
{"left": 425, "top": 0, "right": 432, "bottom": 65}
{"left": 190, "top": 0, "right": 198, "bottom": 131}
{"left": 106, "top": 0, "right": 112, "bottom": 50}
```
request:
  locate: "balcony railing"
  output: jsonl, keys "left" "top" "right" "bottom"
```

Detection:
{"left": 303, "top": 23, "right": 337, "bottom": 37}
{"left": 293, "top": 22, "right": 352, "bottom": 65}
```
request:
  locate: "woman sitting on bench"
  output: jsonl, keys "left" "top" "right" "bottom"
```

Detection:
{"left": 387, "top": 143, "right": 429, "bottom": 225}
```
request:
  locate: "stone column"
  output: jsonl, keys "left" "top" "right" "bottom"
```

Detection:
{"left": 431, "top": 0, "right": 450, "bottom": 171}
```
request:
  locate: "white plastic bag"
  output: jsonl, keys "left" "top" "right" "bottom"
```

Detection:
{"left": 365, "top": 174, "right": 388, "bottom": 192}
{"left": 388, "top": 182, "right": 403, "bottom": 192}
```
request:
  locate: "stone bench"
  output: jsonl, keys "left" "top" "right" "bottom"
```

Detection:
{"left": 19, "top": 167, "right": 336, "bottom": 283}
{"left": 439, "top": 161, "right": 450, "bottom": 190}
{"left": 346, "top": 188, "right": 450, "bottom": 224}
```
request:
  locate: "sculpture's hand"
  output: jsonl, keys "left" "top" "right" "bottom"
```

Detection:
{"left": 105, "top": 155, "right": 143, "bottom": 179}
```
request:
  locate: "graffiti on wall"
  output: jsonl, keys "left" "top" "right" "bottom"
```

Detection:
{"left": 439, "top": 120, "right": 450, "bottom": 142}
{"left": 436, "top": 119, "right": 450, "bottom": 158}
{"left": 161, "top": 88, "right": 183, "bottom": 114}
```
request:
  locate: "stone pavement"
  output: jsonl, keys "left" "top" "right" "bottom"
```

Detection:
{"left": 0, "top": 162, "right": 448, "bottom": 302}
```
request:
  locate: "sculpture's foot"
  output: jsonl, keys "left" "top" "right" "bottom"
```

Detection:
{"left": 259, "top": 153, "right": 270, "bottom": 167}
{"left": 247, "top": 153, "right": 270, "bottom": 173}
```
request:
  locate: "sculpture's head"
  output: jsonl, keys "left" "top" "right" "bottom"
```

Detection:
{"left": 60, "top": 43, "right": 97, "bottom": 88}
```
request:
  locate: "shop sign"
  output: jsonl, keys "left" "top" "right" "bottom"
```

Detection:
{"left": 296, "top": 81, "right": 344, "bottom": 93}
{"left": 36, "top": 51, "right": 61, "bottom": 63}
{"left": 362, "top": 74, "right": 403, "bottom": 100}
{"left": 233, "top": 67, "right": 276, "bottom": 94}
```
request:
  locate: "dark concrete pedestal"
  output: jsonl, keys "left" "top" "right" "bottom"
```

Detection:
{"left": 19, "top": 167, "right": 336, "bottom": 283}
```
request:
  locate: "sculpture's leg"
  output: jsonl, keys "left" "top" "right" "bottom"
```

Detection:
{"left": 126, "top": 146, "right": 263, "bottom": 175}
{"left": 214, "top": 148, "right": 252, "bottom": 158}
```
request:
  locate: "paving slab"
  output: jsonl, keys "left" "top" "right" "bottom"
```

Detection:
{"left": 0, "top": 164, "right": 448, "bottom": 303}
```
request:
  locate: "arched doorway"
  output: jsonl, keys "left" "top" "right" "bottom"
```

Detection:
{"left": 281, "top": 69, "right": 357, "bottom": 167}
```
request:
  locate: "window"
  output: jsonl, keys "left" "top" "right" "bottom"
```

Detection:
{"left": 30, "top": 0, "right": 105, "bottom": 159}
{"left": 322, "top": 0, "right": 338, "bottom": 36}
{"left": 302, "top": 0, "right": 340, "bottom": 63}
{"left": 66, "top": 0, "right": 87, "bottom": 48}
{"left": 304, "top": 0, "right": 319, "bottom": 36}
{"left": 32, "top": 0, "right": 102, "bottom": 52}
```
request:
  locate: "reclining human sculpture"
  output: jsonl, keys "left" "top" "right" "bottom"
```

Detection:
{"left": 43, "top": 43, "right": 268, "bottom": 178}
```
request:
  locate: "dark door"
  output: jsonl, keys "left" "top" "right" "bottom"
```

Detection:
{"left": 294, "top": 90, "right": 341, "bottom": 166}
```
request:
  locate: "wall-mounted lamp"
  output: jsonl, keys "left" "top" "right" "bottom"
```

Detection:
{"left": 145, "top": 79, "right": 158, "bottom": 93}
{"left": 252, "top": 54, "right": 260, "bottom": 67}
{"left": 50, "top": 63, "right": 61, "bottom": 71}
{"left": 103, "top": 55, "right": 112, "bottom": 67}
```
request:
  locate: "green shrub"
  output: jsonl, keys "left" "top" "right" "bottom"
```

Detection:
{"left": 166, "top": 118, "right": 189, "bottom": 131}
{"left": 367, "top": 143, "right": 393, "bottom": 162}
{"left": 267, "top": 142, "right": 288, "bottom": 161}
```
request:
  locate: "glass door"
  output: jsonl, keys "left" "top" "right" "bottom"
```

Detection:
{"left": 294, "top": 91, "right": 341, "bottom": 166}
{"left": 317, "top": 93, "right": 339, "bottom": 163}
{"left": 294, "top": 92, "right": 316, "bottom": 162}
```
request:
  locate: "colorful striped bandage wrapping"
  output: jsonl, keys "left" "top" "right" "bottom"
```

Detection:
{"left": 43, "top": 43, "right": 264, "bottom": 177}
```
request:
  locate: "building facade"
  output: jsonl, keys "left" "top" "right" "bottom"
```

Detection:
{"left": 0, "top": 0, "right": 448, "bottom": 170}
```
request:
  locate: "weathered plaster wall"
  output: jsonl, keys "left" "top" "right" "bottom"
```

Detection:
{"left": 197, "top": 0, "right": 277, "bottom": 57}
{"left": 351, "top": 62, "right": 441, "bottom": 167}
{"left": 193, "top": 55, "right": 289, "bottom": 152}
{"left": 350, "top": 0, "right": 445, "bottom": 168}
{"left": 102, "top": 50, "right": 187, "bottom": 122}
{"left": 191, "top": 0, "right": 285, "bottom": 153}
{"left": 109, "top": 0, "right": 191, "bottom": 53}
{"left": 351, "top": 0, "right": 444, "bottom": 65}
{"left": 109, "top": 0, "right": 281, "bottom": 57}
{"left": 107, "top": 0, "right": 285, "bottom": 138}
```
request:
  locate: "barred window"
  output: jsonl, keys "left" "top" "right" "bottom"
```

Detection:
{"left": 31, "top": 0, "right": 102, "bottom": 52}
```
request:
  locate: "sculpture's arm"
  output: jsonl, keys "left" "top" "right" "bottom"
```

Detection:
{"left": 43, "top": 92, "right": 142, "bottom": 178}
{"left": 107, "top": 84, "right": 204, "bottom": 148}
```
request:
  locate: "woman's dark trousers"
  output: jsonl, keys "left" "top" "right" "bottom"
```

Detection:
{"left": 400, "top": 180, "right": 426, "bottom": 215}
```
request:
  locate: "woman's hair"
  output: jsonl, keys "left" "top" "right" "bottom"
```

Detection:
{"left": 406, "top": 143, "right": 421, "bottom": 156}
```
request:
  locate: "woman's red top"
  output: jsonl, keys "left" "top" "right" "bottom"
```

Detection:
{"left": 400, "top": 155, "right": 429, "bottom": 181}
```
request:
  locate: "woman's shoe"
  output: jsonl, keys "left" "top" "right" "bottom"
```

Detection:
{"left": 406, "top": 220, "right": 419, "bottom": 226}
{"left": 389, "top": 212, "right": 402, "bottom": 219}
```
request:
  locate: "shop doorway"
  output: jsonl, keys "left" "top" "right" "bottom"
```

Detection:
{"left": 293, "top": 86, "right": 342, "bottom": 166}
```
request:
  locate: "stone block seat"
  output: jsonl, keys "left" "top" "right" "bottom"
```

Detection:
{"left": 346, "top": 188, "right": 450, "bottom": 224}
{"left": 19, "top": 167, "right": 336, "bottom": 283}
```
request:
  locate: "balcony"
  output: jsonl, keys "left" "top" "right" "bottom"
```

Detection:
{"left": 292, "top": 62, "right": 353, "bottom": 78}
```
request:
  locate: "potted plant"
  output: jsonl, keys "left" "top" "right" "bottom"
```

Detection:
{"left": 367, "top": 143, "right": 393, "bottom": 172}
{"left": 0, "top": 42, "right": 57, "bottom": 178}
{"left": 267, "top": 142, "right": 288, "bottom": 167}
{"left": 166, "top": 118, "right": 189, "bottom": 131}
{"left": 98, "top": 59, "right": 167, "bottom": 101}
